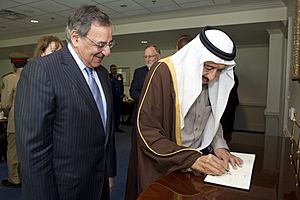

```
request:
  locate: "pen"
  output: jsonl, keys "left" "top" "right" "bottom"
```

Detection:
{"left": 225, "top": 169, "right": 231, "bottom": 175}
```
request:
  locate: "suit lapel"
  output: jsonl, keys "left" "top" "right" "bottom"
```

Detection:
{"left": 59, "top": 47, "right": 103, "bottom": 130}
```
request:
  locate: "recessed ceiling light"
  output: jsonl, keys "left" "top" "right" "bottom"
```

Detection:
{"left": 141, "top": 40, "right": 148, "bottom": 44}
{"left": 30, "top": 19, "right": 39, "bottom": 23}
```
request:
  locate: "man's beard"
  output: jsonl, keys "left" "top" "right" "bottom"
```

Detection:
{"left": 146, "top": 63, "right": 152, "bottom": 69}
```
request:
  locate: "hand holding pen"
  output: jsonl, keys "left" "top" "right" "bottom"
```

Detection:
{"left": 191, "top": 148, "right": 243, "bottom": 176}
{"left": 214, "top": 148, "right": 244, "bottom": 174}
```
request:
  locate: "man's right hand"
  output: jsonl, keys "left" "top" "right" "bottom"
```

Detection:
{"left": 191, "top": 154, "right": 228, "bottom": 176}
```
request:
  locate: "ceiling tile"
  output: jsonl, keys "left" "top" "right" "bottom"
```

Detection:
{"left": 28, "top": 0, "right": 72, "bottom": 12}
{"left": 177, "top": 0, "right": 214, "bottom": 9}
{"left": 174, "top": 0, "right": 211, "bottom": 3}
{"left": 98, "top": 6, "right": 123, "bottom": 18}
{"left": 93, "top": 0, "right": 123, "bottom": 4}
{"left": 0, "top": 18, "right": 10, "bottom": 23}
{"left": 214, "top": 0, "right": 231, "bottom": 4}
{"left": 8, "top": 5, "right": 46, "bottom": 16}
{"left": 53, "top": 0, "right": 98, "bottom": 9}
{"left": 121, "top": 9, "right": 150, "bottom": 17}
{"left": 102, "top": 0, "right": 145, "bottom": 12}
{"left": 148, "top": 5, "right": 181, "bottom": 13}
{"left": 132, "top": 0, "right": 178, "bottom": 8}
{"left": 54, "top": 9, "right": 76, "bottom": 18}
{"left": 0, "top": 0, "right": 22, "bottom": 9}
{"left": 35, "top": 13, "right": 66, "bottom": 24}
{"left": 12, "top": 0, "right": 42, "bottom": 4}
{"left": 1, "top": 18, "right": 31, "bottom": 29}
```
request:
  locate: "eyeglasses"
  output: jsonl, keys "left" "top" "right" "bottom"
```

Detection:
{"left": 85, "top": 36, "right": 115, "bottom": 49}
{"left": 143, "top": 54, "right": 158, "bottom": 59}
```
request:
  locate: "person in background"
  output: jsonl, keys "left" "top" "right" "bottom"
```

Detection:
{"left": 129, "top": 44, "right": 161, "bottom": 120}
{"left": 125, "top": 44, "right": 161, "bottom": 199}
{"left": 15, "top": 5, "right": 116, "bottom": 200}
{"left": 1, "top": 52, "right": 29, "bottom": 188}
{"left": 33, "top": 35, "right": 64, "bottom": 58}
{"left": 109, "top": 64, "right": 124, "bottom": 133}
{"left": 125, "top": 26, "right": 243, "bottom": 199}
{"left": 176, "top": 34, "right": 192, "bottom": 51}
{"left": 220, "top": 70, "right": 239, "bottom": 143}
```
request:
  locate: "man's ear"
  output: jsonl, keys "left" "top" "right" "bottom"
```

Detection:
{"left": 70, "top": 30, "right": 80, "bottom": 47}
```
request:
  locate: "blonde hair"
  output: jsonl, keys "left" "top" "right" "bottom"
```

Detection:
{"left": 33, "top": 35, "right": 64, "bottom": 58}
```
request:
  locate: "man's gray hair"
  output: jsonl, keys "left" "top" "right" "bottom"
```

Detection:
{"left": 65, "top": 5, "right": 111, "bottom": 43}
{"left": 145, "top": 44, "right": 161, "bottom": 55}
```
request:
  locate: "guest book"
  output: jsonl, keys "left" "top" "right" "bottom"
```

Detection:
{"left": 204, "top": 152, "right": 256, "bottom": 190}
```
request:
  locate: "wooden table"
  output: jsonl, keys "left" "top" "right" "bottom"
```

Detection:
{"left": 138, "top": 134, "right": 300, "bottom": 200}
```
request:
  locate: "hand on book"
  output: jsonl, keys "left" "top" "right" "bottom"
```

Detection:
{"left": 214, "top": 148, "right": 244, "bottom": 170}
{"left": 191, "top": 154, "right": 229, "bottom": 176}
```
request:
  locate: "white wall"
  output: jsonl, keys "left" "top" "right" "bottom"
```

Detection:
{"left": 235, "top": 45, "right": 269, "bottom": 105}
{"left": 234, "top": 45, "right": 269, "bottom": 132}
{"left": 0, "top": 59, "right": 14, "bottom": 79}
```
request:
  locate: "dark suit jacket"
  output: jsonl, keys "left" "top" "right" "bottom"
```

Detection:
{"left": 129, "top": 66, "right": 149, "bottom": 121}
{"left": 15, "top": 46, "right": 116, "bottom": 200}
{"left": 129, "top": 66, "right": 149, "bottom": 102}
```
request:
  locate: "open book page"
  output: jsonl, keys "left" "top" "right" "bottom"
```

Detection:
{"left": 204, "top": 152, "right": 256, "bottom": 190}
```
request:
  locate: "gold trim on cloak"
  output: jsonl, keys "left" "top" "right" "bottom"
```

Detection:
{"left": 136, "top": 57, "right": 202, "bottom": 157}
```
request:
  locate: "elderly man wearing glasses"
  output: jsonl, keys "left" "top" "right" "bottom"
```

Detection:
{"left": 129, "top": 44, "right": 161, "bottom": 122}
{"left": 15, "top": 5, "right": 116, "bottom": 200}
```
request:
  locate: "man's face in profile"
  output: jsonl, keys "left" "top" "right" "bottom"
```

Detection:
{"left": 202, "top": 61, "right": 226, "bottom": 85}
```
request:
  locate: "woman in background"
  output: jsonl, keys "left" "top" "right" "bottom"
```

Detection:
{"left": 33, "top": 35, "right": 63, "bottom": 57}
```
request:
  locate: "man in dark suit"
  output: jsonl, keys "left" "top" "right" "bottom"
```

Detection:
{"left": 15, "top": 5, "right": 116, "bottom": 200}
{"left": 129, "top": 44, "right": 161, "bottom": 119}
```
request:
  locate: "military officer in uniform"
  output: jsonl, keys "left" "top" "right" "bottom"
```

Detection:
{"left": 109, "top": 64, "right": 124, "bottom": 132}
{"left": 1, "top": 52, "right": 28, "bottom": 188}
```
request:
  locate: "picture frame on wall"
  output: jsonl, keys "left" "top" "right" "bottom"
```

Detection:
{"left": 117, "top": 67, "right": 130, "bottom": 86}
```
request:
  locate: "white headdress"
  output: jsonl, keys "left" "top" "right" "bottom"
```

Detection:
{"left": 171, "top": 26, "right": 236, "bottom": 149}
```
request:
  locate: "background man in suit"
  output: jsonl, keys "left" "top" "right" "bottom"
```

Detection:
{"left": 15, "top": 5, "right": 116, "bottom": 200}
{"left": 1, "top": 52, "right": 28, "bottom": 188}
{"left": 109, "top": 64, "right": 124, "bottom": 133}
{"left": 129, "top": 44, "right": 161, "bottom": 120}
{"left": 126, "top": 44, "right": 160, "bottom": 199}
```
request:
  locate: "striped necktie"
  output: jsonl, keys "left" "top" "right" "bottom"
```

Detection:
{"left": 85, "top": 67, "right": 106, "bottom": 128}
